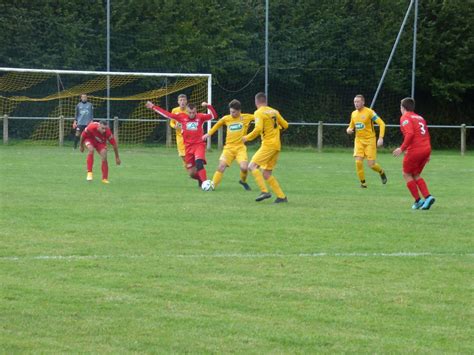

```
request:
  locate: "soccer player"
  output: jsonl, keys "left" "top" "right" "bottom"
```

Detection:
{"left": 73, "top": 94, "right": 94, "bottom": 149}
{"left": 170, "top": 94, "right": 187, "bottom": 163}
{"left": 145, "top": 101, "right": 217, "bottom": 186}
{"left": 393, "top": 97, "right": 435, "bottom": 210}
{"left": 346, "top": 94, "right": 387, "bottom": 188}
{"left": 79, "top": 121, "right": 121, "bottom": 184}
{"left": 202, "top": 99, "right": 254, "bottom": 190}
{"left": 242, "top": 92, "right": 289, "bottom": 203}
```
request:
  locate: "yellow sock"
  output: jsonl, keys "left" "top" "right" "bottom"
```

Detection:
{"left": 240, "top": 170, "right": 248, "bottom": 182}
{"left": 356, "top": 160, "right": 365, "bottom": 183}
{"left": 212, "top": 171, "right": 223, "bottom": 188}
{"left": 251, "top": 169, "right": 268, "bottom": 193}
{"left": 370, "top": 163, "right": 383, "bottom": 174}
{"left": 267, "top": 176, "right": 285, "bottom": 198}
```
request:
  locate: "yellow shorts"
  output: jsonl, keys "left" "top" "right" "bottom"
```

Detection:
{"left": 220, "top": 145, "right": 248, "bottom": 166}
{"left": 354, "top": 138, "right": 377, "bottom": 160}
{"left": 251, "top": 145, "right": 280, "bottom": 170}
{"left": 176, "top": 134, "right": 185, "bottom": 157}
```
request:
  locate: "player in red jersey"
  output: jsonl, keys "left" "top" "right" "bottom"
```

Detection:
{"left": 145, "top": 101, "right": 217, "bottom": 186}
{"left": 393, "top": 98, "right": 435, "bottom": 210}
{"left": 79, "top": 121, "right": 121, "bottom": 184}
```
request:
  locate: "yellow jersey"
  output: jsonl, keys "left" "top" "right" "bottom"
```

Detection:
{"left": 208, "top": 113, "right": 254, "bottom": 147}
{"left": 349, "top": 107, "right": 385, "bottom": 140}
{"left": 170, "top": 107, "right": 187, "bottom": 136}
{"left": 244, "top": 105, "right": 288, "bottom": 151}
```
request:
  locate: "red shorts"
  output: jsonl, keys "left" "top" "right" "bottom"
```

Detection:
{"left": 403, "top": 149, "right": 431, "bottom": 175}
{"left": 84, "top": 139, "right": 107, "bottom": 153}
{"left": 185, "top": 143, "right": 206, "bottom": 168}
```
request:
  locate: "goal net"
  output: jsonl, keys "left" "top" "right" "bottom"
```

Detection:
{"left": 0, "top": 67, "right": 211, "bottom": 144}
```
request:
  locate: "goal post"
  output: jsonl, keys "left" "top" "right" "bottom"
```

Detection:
{"left": 0, "top": 67, "right": 212, "bottom": 145}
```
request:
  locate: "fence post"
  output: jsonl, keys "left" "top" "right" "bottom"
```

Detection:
{"left": 217, "top": 126, "right": 223, "bottom": 150}
{"left": 317, "top": 121, "right": 323, "bottom": 152}
{"left": 166, "top": 121, "right": 172, "bottom": 147}
{"left": 59, "top": 115, "right": 64, "bottom": 146}
{"left": 113, "top": 116, "right": 119, "bottom": 144}
{"left": 460, "top": 124, "right": 466, "bottom": 156}
{"left": 3, "top": 114, "right": 8, "bottom": 145}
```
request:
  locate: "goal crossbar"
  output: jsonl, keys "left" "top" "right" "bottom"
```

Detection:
{"left": 0, "top": 67, "right": 211, "bottom": 79}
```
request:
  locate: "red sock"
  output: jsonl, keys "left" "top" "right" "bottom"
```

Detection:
{"left": 415, "top": 178, "right": 430, "bottom": 198}
{"left": 406, "top": 180, "right": 420, "bottom": 200}
{"left": 197, "top": 168, "right": 207, "bottom": 182}
{"left": 87, "top": 153, "right": 94, "bottom": 172}
{"left": 190, "top": 172, "right": 199, "bottom": 180}
{"left": 101, "top": 160, "right": 108, "bottom": 180}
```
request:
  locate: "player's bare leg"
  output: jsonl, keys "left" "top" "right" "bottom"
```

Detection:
{"left": 263, "top": 169, "right": 287, "bottom": 203}
{"left": 368, "top": 159, "right": 387, "bottom": 184}
{"left": 248, "top": 162, "right": 271, "bottom": 201}
{"left": 85, "top": 142, "right": 94, "bottom": 181}
{"left": 355, "top": 157, "right": 366, "bottom": 187}
{"left": 99, "top": 148, "right": 109, "bottom": 184}
{"left": 238, "top": 161, "right": 251, "bottom": 191}
{"left": 212, "top": 160, "right": 227, "bottom": 189}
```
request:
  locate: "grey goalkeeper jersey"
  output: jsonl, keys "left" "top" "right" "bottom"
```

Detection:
{"left": 75, "top": 101, "right": 94, "bottom": 126}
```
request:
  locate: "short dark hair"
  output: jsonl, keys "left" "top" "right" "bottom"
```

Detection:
{"left": 178, "top": 94, "right": 187, "bottom": 100}
{"left": 186, "top": 103, "right": 196, "bottom": 110}
{"left": 255, "top": 92, "right": 267, "bottom": 103}
{"left": 99, "top": 120, "right": 107, "bottom": 126}
{"left": 401, "top": 97, "right": 415, "bottom": 111}
{"left": 229, "top": 99, "right": 241, "bottom": 111}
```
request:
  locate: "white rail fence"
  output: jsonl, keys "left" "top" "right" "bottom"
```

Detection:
{"left": 1, "top": 115, "right": 472, "bottom": 155}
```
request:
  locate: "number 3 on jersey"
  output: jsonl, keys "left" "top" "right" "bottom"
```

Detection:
{"left": 419, "top": 122, "right": 426, "bottom": 135}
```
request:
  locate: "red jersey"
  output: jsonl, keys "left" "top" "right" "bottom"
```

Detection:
{"left": 400, "top": 111, "right": 431, "bottom": 152}
{"left": 151, "top": 105, "right": 217, "bottom": 146}
{"left": 81, "top": 122, "right": 117, "bottom": 146}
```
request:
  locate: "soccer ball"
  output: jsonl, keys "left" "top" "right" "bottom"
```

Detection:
{"left": 201, "top": 180, "right": 215, "bottom": 191}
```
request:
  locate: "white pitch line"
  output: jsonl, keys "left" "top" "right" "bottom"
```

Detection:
{"left": 0, "top": 252, "right": 472, "bottom": 261}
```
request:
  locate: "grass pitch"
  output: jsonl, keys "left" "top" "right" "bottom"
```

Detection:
{"left": 0, "top": 145, "right": 473, "bottom": 352}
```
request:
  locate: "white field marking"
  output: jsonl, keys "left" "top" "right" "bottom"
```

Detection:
{"left": 0, "top": 252, "right": 472, "bottom": 261}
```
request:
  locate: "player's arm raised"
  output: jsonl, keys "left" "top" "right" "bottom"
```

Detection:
{"left": 145, "top": 101, "right": 181, "bottom": 122}
{"left": 200, "top": 102, "right": 218, "bottom": 121}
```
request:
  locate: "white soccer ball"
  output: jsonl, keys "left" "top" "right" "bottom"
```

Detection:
{"left": 201, "top": 180, "right": 215, "bottom": 191}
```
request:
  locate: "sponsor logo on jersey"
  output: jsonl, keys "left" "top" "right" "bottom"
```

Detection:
{"left": 355, "top": 122, "right": 365, "bottom": 130}
{"left": 229, "top": 123, "right": 243, "bottom": 131}
{"left": 402, "top": 119, "right": 409, "bottom": 126}
{"left": 186, "top": 122, "right": 198, "bottom": 130}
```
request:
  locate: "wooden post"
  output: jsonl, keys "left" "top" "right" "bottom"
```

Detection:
{"left": 166, "top": 121, "right": 172, "bottom": 147}
{"left": 461, "top": 124, "right": 466, "bottom": 156}
{"left": 59, "top": 115, "right": 64, "bottom": 146}
{"left": 113, "top": 116, "right": 119, "bottom": 144}
{"left": 3, "top": 114, "right": 8, "bottom": 145}
{"left": 317, "top": 120, "right": 323, "bottom": 152}
{"left": 217, "top": 126, "right": 223, "bottom": 150}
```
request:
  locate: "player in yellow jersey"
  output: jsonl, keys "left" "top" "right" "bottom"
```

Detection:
{"left": 170, "top": 94, "right": 187, "bottom": 164}
{"left": 346, "top": 94, "right": 387, "bottom": 188}
{"left": 243, "top": 92, "right": 289, "bottom": 203}
{"left": 202, "top": 99, "right": 254, "bottom": 190}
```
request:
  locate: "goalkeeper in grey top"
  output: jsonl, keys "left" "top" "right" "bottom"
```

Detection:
{"left": 73, "top": 94, "right": 94, "bottom": 149}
